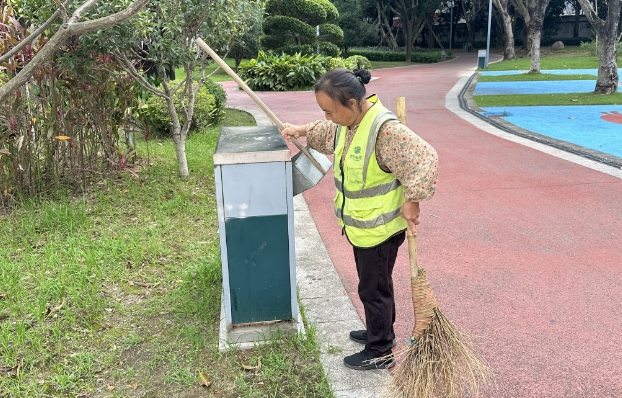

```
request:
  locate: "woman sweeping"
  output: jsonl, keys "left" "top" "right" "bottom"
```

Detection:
{"left": 280, "top": 68, "right": 438, "bottom": 370}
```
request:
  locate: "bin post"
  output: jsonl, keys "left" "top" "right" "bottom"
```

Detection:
{"left": 477, "top": 49, "right": 487, "bottom": 69}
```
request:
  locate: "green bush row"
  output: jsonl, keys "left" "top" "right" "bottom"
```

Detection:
{"left": 239, "top": 51, "right": 326, "bottom": 91}
{"left": 280, "top": 42, "right": 341, "bottom": 57}
{"left": 348, "top": 49, "right": 448, "bottom": 63}
{"left": 145, "top": 80, "right": 227, "bottom": 137}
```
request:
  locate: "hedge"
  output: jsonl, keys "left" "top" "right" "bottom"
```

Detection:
{"left": 265, "top": 0, "right": 337, "bottom": 26}
{"left": 348, "top": 49, "right": 449, "bottom": 63}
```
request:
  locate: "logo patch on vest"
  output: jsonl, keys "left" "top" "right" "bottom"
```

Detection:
{"left": 349, "top": 146, "right": 363, "bottom": 161}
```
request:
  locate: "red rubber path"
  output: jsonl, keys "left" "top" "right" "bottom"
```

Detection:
{"left": 223, "top": 53, "right": 622, "bottom": 397}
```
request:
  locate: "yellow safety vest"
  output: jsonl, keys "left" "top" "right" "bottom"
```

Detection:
{"left": 334, "top": 95, "right": 407, "bottom": 248}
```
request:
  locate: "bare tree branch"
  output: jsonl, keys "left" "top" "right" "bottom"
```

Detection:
{"left": 54, "top": 0, "right": 69, "bottom": 23}
{"left": 0, "top": 0, "right": 75, "bottom": 64}
{"left": 115, "top": 51, "right": 166, "bottom": 97}
{"left": 0, "top": 0, "right": 151, "bottom": 103}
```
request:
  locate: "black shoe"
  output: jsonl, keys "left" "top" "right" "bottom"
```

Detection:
{"left": 349, "top": 330, "right": 397, "bottom": 347}
{"left": 343, "top": 349, "right": 395, "bottom": 370}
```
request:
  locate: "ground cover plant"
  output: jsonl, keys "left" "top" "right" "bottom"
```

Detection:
{"left": 0, "top": 108, "right": 332, "bottom": 398}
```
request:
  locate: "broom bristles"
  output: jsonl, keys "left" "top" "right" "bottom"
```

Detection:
{"left": 384, "top": 308, "right": 494, "bottom": 398}
{"left": 383, "top": 267, "right": 494, "bottom": 398}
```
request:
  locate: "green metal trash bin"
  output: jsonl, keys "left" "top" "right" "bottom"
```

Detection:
{"left": 477, "top": 49, "right": 487, "bottom": 69}
{"left": 214, "top": 125, "right": 303, "bottom": 351}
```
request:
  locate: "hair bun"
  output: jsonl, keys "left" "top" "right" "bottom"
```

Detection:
{"left": 353, "top": 68, "right": 372, "bottom": 85}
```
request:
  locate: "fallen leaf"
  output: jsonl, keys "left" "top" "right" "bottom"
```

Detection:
{"left": 46, "top": 298, "right": 65, "bottom": 319}
{"left": 198, "top": 371, "right": 212, "bottom": 388}
{"left": 125, "top": 382, "right": 138, "bottom": 389}
{"left": 0, "top": 293, "right": 5, "bottom": 300}
{"left": 0, "top": 149, "right": 10, "bottom": 155}
{"left": 242, "top": 358, "right": 261, "bottom": 371}
{"left": 55, "top": 135, "right": 70, "bottom": 140}
{"left": 107, "top": 385, "right": 115, "bottom": 391}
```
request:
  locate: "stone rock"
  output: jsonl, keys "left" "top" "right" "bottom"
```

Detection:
{"left": 551, "top": 41, "right": 564, "bottom": 51}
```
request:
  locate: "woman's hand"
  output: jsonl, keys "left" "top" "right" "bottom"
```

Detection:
{"left": 279, "top": 123, "right": 306, "bottom": 141}
{"left": 401, "top": 201, "right": 420, "bottom": 236}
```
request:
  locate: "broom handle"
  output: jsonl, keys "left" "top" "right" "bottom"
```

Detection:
{"left": 397, "top": 97, "right": 420, "bottom": 277}
{"left": 407, "top": 230, "right": 419, "bottom": 278}
{"left": 195, "top": 38, "right": 326, "bottom": 175}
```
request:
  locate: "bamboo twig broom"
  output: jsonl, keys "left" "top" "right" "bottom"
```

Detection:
{"left": 384, "top": 98, "right": 493, "bottom": 398}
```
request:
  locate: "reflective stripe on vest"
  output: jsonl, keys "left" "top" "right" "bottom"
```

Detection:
{"left": 333, "top": 95, "right": 407, "bottom": 248}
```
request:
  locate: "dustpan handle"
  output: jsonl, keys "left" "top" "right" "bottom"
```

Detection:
{"left": 195, "top": 38, "right": 326, "bottom": 175}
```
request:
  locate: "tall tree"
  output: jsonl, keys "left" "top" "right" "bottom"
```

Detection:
{"left": 461, "top": 0, "right": 489, "bottom": 46}
{"left": 0, "top": 0, "right": 151, "bottom": 103}
{"left": 576, "top": 0, "right": 620, "bottom": 93}
{"left": 108, "top": 0, "right": 259, "bottom": 179}
{"left": 386, "top": 0, "right": 437, "bottom": 62}
{"left": 262, "top": 0, "right": 341, "bottom": 55}
{"left": 332, "top": 0, "right": 379, "bottom": 54}
{"left": 492, "top": 0, "right": 516, "bottom": 60}
{"left": 510, "top": 0, "right": 552, "bottom": 72}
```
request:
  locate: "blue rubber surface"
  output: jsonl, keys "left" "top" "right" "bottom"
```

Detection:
{"left": 481, "top": 69, "right": 622, "bottom": 76}
{"left": 481, "top": 105, "right": 622, "bottom": 157}
{"left": 474, "top": 80, "right": 598, "bottom": 95}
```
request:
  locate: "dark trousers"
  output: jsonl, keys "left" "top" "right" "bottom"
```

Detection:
{"left": 352, "top": 231, "right": 405, "bottom": 355}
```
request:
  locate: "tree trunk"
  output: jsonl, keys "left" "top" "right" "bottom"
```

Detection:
{"left": 405, "top": 25, "right": 413, "bottom": 62}
{"left": 574, "top": 1, "right": 580, "bottom": 37}
{"left": 576, "top": 0, "right": 620, "bottom": 93}
{"left": 528, "top": 19, "right": 543, "bottom": 72}
{"left": 160, "top": 70, "right": 189, "bottom": 180}
{"left": 493, "top": 0, "right": 516, "bottom": 60}
{"left": 502, "top": 13, "right": 516, "bottom": 59}
{"left": 594, "top": 0, "right": 620, "bottom": 93}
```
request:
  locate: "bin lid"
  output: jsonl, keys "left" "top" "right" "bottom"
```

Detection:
{"left": 214, "top": 126, "right": 291, "bottom": 165}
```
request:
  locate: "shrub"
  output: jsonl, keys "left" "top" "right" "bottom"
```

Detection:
{"left": 262, "top": 15, "right": 316, "bottom": 49}
{"left": 239, "top": 50, "right": 326, "bottom": 91}
{"left": 318, "top": 41, "right": 341, "bottom": 57}
{"left": 318, "top": 23, "right": 344, "bottom": 43}
{"left": 322, "top": 57, "right": 346, "bottom": 70}
{"left": 348, "top": 49, "right": 446, "bottom": 63}
{"left": 345, "top": 55, "right": 372, "bottom": 70}
{"left": 265, "top": 0, "right": 337, "bottom": 26}
{"left": 145, "top": 81, "right": 225, "bottom": 137}
{"left": 280, "top": 44, "right": 316, "bottom": 56}
{"left": 204, "top": 79, "right": 227, "bottom": 124}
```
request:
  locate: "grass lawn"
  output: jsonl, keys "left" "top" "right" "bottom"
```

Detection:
{"left": 0, "top": 108, "right": 332, "bottom": 397}
{"left": 484, "top": 46, "right": 602, "bottom": 71}
{"left": 175, "top": 58, "right": 247, "bottom": 83}
{"left": 478, "top": 74, "right": 598, "bottom": 82}
{"left": 474, "top": 92, "right": 622, "bottom": 107}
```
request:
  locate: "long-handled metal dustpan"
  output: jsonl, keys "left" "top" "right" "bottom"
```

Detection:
{"left": 195, "top": 38, "right": 332, "bottom": 195}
